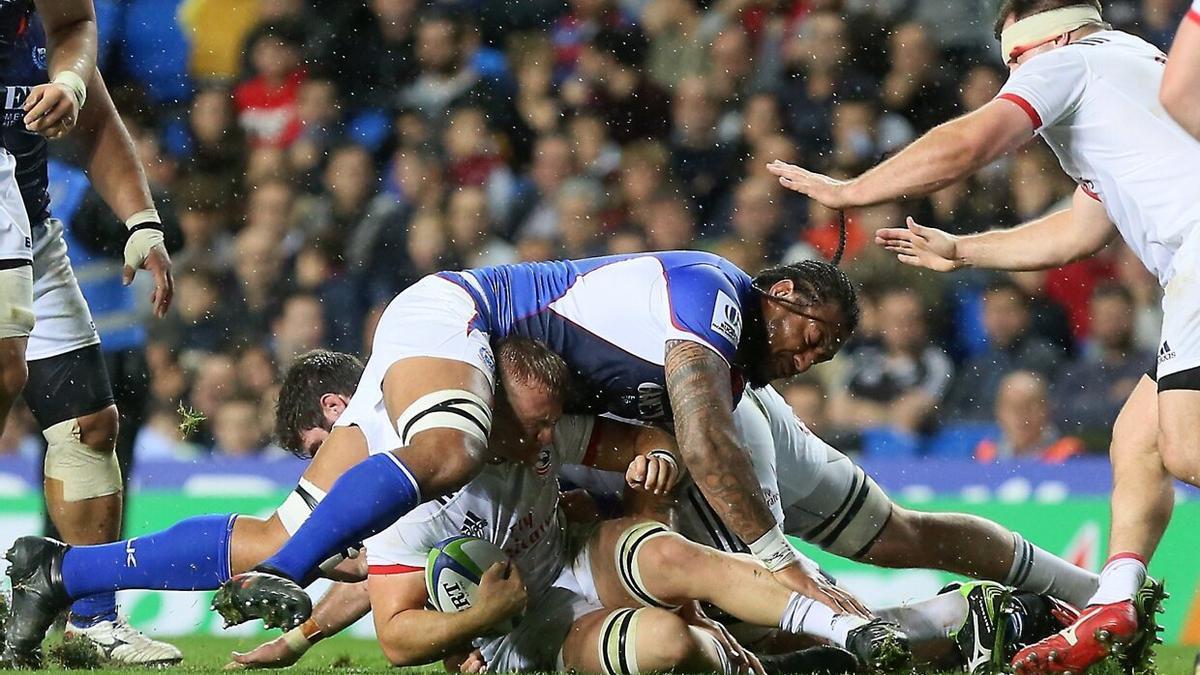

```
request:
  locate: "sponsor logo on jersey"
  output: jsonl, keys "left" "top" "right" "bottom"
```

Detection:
{"left": 461, "top": 510, "right": 489, "bottom": 540}
{"left": 31, "top": 45, "right": 44, "bottom": 70}
{"left": 478, "top": 345, "right": 494, "bottom": 371}
{"left": 1159, "top": 340, "right": 1176, "bottom": 364}
{"left": 710, "top": 291, "right": 742, "bottom": 346}
{"left": 1, "top": 85, "right": 32, "bottom": 126}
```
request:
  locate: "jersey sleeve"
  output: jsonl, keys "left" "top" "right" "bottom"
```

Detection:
{"left": 552, "top": 415, "right": 597, "bottom": 466}
{"left": 364, "top": 506, "right": 442, "bottom": 574}
{"left": 661, "top": 263, "right": 746, "bottom": 364}
{"left": 996, "top": 48, "right": 1088, "bottom": 130}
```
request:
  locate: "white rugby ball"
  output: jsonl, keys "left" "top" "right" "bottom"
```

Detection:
{"left": 425, "top": 535, "right": 510, "bottom": 615}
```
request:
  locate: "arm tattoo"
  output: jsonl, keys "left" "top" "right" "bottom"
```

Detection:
{"left": 664, "top": 340, "right": 776, "bottom": 543}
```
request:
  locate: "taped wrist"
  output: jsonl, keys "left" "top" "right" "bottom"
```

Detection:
{"left": 646, "top": 449, "right": 678, "bottom": 471}
{"left": 51, "top": 71, "right": 86, "bottom": 110}
{"left": 748, "top": 525, "right": 798, "bottom": 572}
{"left": 281, "top": 617, "right": 324, "bottom": 654}
{"left": 124, "top": 208, "right": 161, "bottom": 231}
{"left": 123, "top": 227, "right": 165, "bottom": 269}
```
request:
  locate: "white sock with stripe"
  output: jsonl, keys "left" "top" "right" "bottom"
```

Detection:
{"left": 1086, "top": 553, "right": 1147, "bottom": 606}
{"left": 1005, "top": 533, "right": 1099, "bottom": 608}
{"left": 779, "top": 593, "right": 868, "bottom": 647}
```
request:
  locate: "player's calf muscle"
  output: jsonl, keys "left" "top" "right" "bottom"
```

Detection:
{"left": 230, "top": 515, "right": 290, "bottom": 575}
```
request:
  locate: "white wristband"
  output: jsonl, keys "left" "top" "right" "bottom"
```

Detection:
{"left": 124, "top": 208, "right": 161, "bottom": 230}
{"left": 51, "top": 71, "right": 87, "bottom": 110}
{"left": 748, "top": 525, "right": 798, "bottom": 573}
{"left": 281, "top": 626, "right": 313, "bottom": 655}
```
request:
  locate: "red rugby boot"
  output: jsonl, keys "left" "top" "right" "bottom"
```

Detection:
{"left": 1011, "top": 601, "right": 1137, "bottom": 675}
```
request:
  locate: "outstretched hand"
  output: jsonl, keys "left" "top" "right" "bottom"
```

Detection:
{"left": 875, "top": 216, "right": 962, "bottom": 272}
{"left": 766, "top": 160, "right": 855, "bottom": 209}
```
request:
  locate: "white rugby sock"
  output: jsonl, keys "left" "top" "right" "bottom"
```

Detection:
{"left": 1086, "top": 553, "right": 1147, "bottom": 606}
{"left": 1005, "top": 533, "right": 1099, "bottom": 608}
{"left": 876, "top": 592, "right": 968, "bottom": 644}
{"left": 779, "top": 593, "right": 868, "bottom": 647}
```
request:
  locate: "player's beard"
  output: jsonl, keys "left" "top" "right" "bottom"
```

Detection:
{"left": 734, "top": 301, "right": 772, "bottom": 389}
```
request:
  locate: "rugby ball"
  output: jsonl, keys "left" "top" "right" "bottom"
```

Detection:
{"left": 425, "top": 535, "right": 509, "bottom": 615}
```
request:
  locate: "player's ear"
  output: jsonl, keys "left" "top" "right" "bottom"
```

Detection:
{"left": 770, "top": 278, "right": 794, "bottom": 298}
{"left": 321, "top": 393, "right": 348, "bottom": 424}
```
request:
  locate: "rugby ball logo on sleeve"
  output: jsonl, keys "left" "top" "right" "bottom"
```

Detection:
{"left": 710, "top": 291, "right": 743, "bottom": 346}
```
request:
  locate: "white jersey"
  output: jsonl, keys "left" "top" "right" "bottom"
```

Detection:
{"left": 676, "top": 386, "right": 827, "bottom": 553}
{"left": 997, "top": 30, "right": 1200, "bottom": 285}
{"left": 361, "top": 412, "right": 595, "bottom": 601}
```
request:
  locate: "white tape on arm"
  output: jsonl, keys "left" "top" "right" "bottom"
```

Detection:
{"left": 51, "top": 71, "right": 86, "bottom": 109}
{"left": 748, "top": 525, "right": 799, "bottom": 573}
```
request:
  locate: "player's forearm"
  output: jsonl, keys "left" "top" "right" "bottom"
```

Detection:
{"left": 377, "top": 607, "right": 496, "bottom": 667}
{"left": 844, "top": 120, "right": 987, "bottom": 206}
{"left": 956, "top": 208, "right": 1089, "bottom": 270}
{"left": 311, "top": 581, "right": 371, "bottom": 637}
{"left": 664, "top": 341, "right": 776, "bottom": 544}
{"left": 77, "top": 71, "right": 156, "bottom": 221}
{"left": 36, "top": 0, "right": 97, "bottom": 85}
{"left": 1162, "top": 14, "right": 1200, "bottom": 139}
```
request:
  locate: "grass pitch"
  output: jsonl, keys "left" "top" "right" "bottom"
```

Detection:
{"left": 15, "top": 635, "right": 1199, "bottom": 674}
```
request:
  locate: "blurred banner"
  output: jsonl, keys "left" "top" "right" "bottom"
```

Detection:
{"left": 0, "top": 456, "right": 1197, "bottom": 643}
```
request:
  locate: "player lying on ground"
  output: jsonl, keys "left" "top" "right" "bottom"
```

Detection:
{"left": 0, "top": 0, "right": 177, "bottom": 665}
{"left": 768, "top": 1, "right": 1183, "bottom": 671}
{"left": 207, "top": 253, "right": 868, "bottom": 621}
{"left": 7, "top": 343, "right": 1094, "bottom": 669}
{"left": 1161, "top": 0, "right": 1200, "bottom": 138}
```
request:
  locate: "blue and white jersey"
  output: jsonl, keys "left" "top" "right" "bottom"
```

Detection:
{"left": 0, "top": 0, "right": 51, "bottom": 224}
{"left": 438, "top": 251, "right": 755, "bottom": 423}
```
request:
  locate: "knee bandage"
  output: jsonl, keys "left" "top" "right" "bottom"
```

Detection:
{"left": 275, "top": 478, "right": 362, "bottom": 574}
{"left": 598, "top": 608, "right": 647, "bottom": 675}
{"left": 43, "top": 418, "right": 121, "bottom": 501}
{"left": 0, "top": 265, "right": 34, "bottom": 340}
{"left": 395, "top": 389, "right": 492, "bottom": 451}
{"left": 615, "top": 522, "right": 678, "bottom": 609}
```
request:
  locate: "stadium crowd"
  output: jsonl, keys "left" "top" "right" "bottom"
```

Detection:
{"left": 0, "top": 0, "right": 1185, "bottom": 464}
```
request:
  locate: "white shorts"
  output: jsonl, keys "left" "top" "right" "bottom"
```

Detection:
{"left": 1157, "top": 227, "right": 1200, "bottom": 384}
{"left": 0, "top": 149, "right": 31, "bottom": 264}
{"left": 27, "top": 218, "right": 99, "bottom": 360}
{"left": 369, "top": 274, "right": 495, "bottom": 386}
{"left": 480, "top": 565, "right": 602, "bottom": 673}
{"left": 783, "top": 443, "right": 892, "bottom": 559}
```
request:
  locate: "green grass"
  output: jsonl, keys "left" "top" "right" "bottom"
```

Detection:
{"left": 14, "top": 635, "right": 1200, "bottom": 674}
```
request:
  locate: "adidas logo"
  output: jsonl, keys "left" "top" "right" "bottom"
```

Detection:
{"left": 461, "top": 510, "right": 488, "bottom": 540}
{"left": 1158, "top": 341, "right": 1176, "bottom": 364}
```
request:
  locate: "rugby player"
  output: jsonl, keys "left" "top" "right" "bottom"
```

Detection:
{"left": 0, "top": 0, "right": 176, "bottom": 664}
{"left": 209, "top": 253, "right": 866, "bottom": 629}
{"left": 1161, "top": 0, "right": 1200, "bottom": 137}
{"left": 767, "top": 1, "right": 1197, "bottom": 671}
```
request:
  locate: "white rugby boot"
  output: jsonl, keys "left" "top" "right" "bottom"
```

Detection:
{"left": 64, "top": 617, "right": 183, "bottom": 665}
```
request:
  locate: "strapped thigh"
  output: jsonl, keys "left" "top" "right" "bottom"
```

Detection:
{"left": 614, "top": 521, "right": 678, "bottom": 609}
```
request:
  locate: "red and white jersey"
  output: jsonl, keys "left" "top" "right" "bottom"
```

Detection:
{"left": 1191, "top": 0, "right": 1199, "bottom": 23}
{"left": 997, "top": 30, "right": 1200, "bottom": 285}
{"left": 361, "top": 413, "right": 595, "bottom": 602}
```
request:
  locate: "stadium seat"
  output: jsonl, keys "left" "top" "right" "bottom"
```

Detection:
{"left": 121, "top": 0, "right": 193, "bottom": 104}
{"left": 860, "top": 426, "right": 922, "bottom": 459}
{"left": 924, "top": 422, "right": 1001, "bottom": 459}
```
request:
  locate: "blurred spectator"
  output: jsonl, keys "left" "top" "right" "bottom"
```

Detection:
{"left": 643, "top": 195, "right": 697, "bottom": 252}
{"left": 234, "top": 22, "right": 308, "bottom": 149}
{"left": 323, "top": 0, "right": 420, "bottom": 109}
{"left": 640, "top": 0, "right": 716, "bottom": 89}
{"left": 212, "top": 396, "right": 268, "bottom": 456}
{"left": 557, "top": 178, "right": 607, "bottom": 257}
{"left": 880, "top": 22, "right": 959, "bottom": 132}
{"left": 948, "top": 280, "right": 1064, "bottom": 421}
{"left": 272, "top": 294, "right": 326, "bottom": 371}
{"left": 669, "top": 76, "right": 732, "bottom": 220}
{"left": 567, "top": 26, "right": 671, "bottom": 144}
{"left": 830, "top": 287, "right": 953, "bottom": 434}
{"left": 446, "top": 187, "right": 518, "bottom": 267}
{"left": 976, "top": 371, "right": 1084, "bottom": 464}
{"left": 778, "top": 377, "right": 831, "bottom": 434}
{"left": 1054, "top": 284, "right": 1155, "bottom": 438}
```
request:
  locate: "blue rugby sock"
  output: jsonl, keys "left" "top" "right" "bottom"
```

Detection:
{"left": 61, "top": 514, "right": 237, "bottom": 599}
{"left": 68, "top": 593, "right": 117, "bottom": 627}
{"left": 261, "top": 453, "right": 421, "bottom": 584}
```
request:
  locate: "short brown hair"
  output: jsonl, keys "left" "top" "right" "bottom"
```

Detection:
{"left": 993, "top": 0, "right": 1102, "bottom": 39}
{"left": 274, "top": 350, "right": 365, "bottom": 458}
{"left": 495, "top": 337, "right": 571, "bottom": 400}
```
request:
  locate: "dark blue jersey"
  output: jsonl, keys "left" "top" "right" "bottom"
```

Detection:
{"left": 1, "top": 1, "right": 52, "bottom": 225}
{"left": 438, "top": 251, "right": 754, "bottom": 423}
